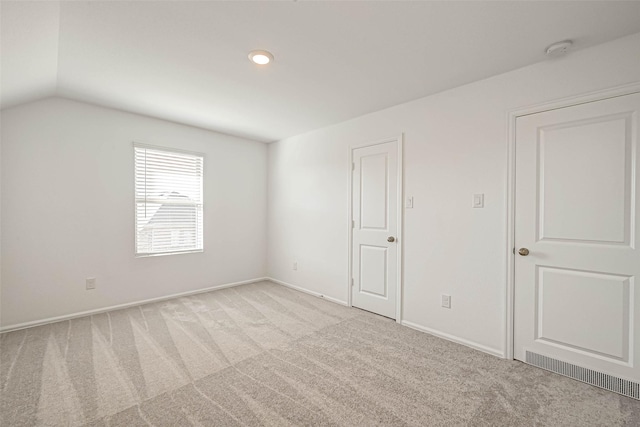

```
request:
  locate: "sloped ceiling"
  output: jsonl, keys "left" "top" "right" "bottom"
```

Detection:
{"left": 2, "top": 1, "right": 640, "bottom": 142}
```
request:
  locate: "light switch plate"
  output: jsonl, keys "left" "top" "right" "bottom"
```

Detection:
{"left": 472, "top": 193, "right": 484, "bottom": 208}
{"left": 441, "top": 294, "right": 451, "bottom": 309}
{"left": 405, "top": 197, "right": 414, "bottom": 209}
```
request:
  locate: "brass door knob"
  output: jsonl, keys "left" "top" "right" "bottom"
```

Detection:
{"left": 518, "top": 248, "right": 530, "bottom": 256}
{"left": 387, "top": 236, "right": 396, "bottom": 243}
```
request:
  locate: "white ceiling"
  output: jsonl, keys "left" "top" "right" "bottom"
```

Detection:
{"left": 2, "top": 1, "right": 640, "bottom": 142}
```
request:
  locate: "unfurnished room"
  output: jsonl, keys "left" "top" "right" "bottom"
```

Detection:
{"left": 1, "top": 1, "right": 640, "bottom": 426}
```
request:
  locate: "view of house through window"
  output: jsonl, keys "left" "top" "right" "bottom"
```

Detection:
{"left": 134, "top": 144, "right": 204, "bottom": 256}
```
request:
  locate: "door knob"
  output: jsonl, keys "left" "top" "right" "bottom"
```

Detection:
{"left": 387, "top": 236, "right": 396, "bottom": 243}
{"left": 518, "top": 248, "right": 530, "bottom": 256}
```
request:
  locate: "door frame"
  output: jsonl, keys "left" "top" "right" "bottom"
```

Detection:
{"left": 348, "top": 134, "right": 404, "bottom": 323}
{"left": 505, "top": 82, "right": 640, "bottom": 360}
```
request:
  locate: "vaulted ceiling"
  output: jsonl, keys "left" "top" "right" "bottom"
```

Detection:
{"left": 2, "top": 1, "right": 640, "bottom": 142}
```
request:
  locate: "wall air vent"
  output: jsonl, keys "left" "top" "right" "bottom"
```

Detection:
{"left": 525, "top": 351, "right": 640, "bottom": 400}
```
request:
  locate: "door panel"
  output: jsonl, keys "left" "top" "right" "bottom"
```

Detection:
{"left": 360, "top": 154, "right": 389, "bottom": 229}
{"left": 535, "top": 266, "right": 630, "bottom": 361}
{"left": 352, "top": 140, "right": 399, "bottom": 319}
{"left": 514, "top": 92, "right": 640, "bottom": 383}
{"left": 360, "top": 245, "right": 388, "bottom": 297}
{"left": 538, "top": 113, "right": 632, "bottom": 244}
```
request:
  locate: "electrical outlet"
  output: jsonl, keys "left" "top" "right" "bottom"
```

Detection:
{"left": 441, "top": 294, "right": 451, "bottom": 309}
{"left": 293, "top": 261, "right": 298, "bottom": 271}
{"left": 86, "top": 277, "right": 96, "bottom": 290}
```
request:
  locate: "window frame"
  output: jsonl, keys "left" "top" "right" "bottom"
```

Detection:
{"left": 133, "top": 142, "right": 205, "bottom": 257}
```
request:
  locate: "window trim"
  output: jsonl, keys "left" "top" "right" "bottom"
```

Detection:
{"left": 133, "top": 141, "right": 205, "bottom": 257}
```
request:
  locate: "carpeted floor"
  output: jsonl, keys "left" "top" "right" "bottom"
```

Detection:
{"left": 1, "top": 281, "right": 639, "bottom": 426}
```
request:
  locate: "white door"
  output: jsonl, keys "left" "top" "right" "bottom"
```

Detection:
{"left": 514, "top": 92, "right": 640, "bottom": 389}
{"left": 351, "top": 140, "right": 400, "bottom": 319}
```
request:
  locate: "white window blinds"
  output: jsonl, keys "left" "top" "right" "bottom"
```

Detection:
{"left": 134, "top": 144, "right": 204, "bottom": 256}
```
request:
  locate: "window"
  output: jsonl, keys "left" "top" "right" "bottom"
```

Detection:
{"left": 134, "top": 143, "right": 204, "bottom": 256}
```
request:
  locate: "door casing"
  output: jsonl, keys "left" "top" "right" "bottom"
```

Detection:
{"left": 506, "top": 82, "right": 640, "bottom": 360}
{"left": 348, "top": 135, "right": 404, "bottom": 323}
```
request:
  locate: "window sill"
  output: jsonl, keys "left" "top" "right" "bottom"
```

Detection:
{"left": 135, "top": 249, "right": 204, "bottom": 258}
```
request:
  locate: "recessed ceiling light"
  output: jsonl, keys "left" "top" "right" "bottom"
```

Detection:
{"left": 248, "top": 50, "right": 274, "bottom": 65}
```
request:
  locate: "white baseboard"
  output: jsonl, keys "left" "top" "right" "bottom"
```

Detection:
{"left": 266, "top": 278, "right": 504, "bottom": 359}
{"left": 0, "top": 277, "right": 269, "bottom": 333}
{"left": 2, "top": 277, "right": 504, "bottom": 362}
{"left": 266, "top": 277, "right": 348, "bottom": 307}
{"left": 401, "top": 320, "right": 504, "bottom": 358}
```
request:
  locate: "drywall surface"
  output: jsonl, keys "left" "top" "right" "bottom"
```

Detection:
{"left": 1, "top": 98, "right": 267, "bottom": 327}
{"left": 267, "top": 32, "right": 640, "bottom": 356}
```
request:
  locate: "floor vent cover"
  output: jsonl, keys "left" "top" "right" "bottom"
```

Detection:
{"left": 525, "top": 351, "right": 640, "bottom": 400}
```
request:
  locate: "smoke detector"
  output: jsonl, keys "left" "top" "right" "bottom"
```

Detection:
{"left": 545, "top": 40, "right": 573, "bottom": 57}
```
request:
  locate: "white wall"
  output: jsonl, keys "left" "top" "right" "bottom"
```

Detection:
{"left": 267, "top": 33, "right": 640, "bottom": 357}
{"left": 1, "top": 98, "right": 267, "bottom": 327}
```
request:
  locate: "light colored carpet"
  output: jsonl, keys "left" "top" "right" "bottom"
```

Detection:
{"left": 1, "top": 281, "right": 638, "bottom": 426}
